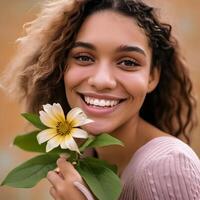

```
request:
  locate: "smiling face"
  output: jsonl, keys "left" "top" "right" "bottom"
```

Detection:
{"left": 64, "top": 10, "right": 159, "bottom": 135}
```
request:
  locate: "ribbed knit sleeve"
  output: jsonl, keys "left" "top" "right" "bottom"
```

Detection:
{"left": 73, "top": 181, "right": 95, "bottom": 200}
{"left": 74, "top": 137, "right": 200, "bottom": 200}
{"left": 136, "top": 152, "right": 200, "bottom": 200}
{"left": 120, "top": 136, "right": 200, "bottom": 200}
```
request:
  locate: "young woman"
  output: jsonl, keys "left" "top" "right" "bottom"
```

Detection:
{"left": 4, "top": 0, "right": 200, "bottom": 199}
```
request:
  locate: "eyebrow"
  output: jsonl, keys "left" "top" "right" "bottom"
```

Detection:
{"left": 116, "top": 45, "right": 146, "bottom": 56}
{"left": 73, "top": 41, "right": 96, "bottom": 50}
{"left": 73, "top": 41, "right": 146, "bottom": 56}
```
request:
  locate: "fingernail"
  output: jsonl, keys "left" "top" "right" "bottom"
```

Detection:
{"left": 54, "top": 167, "right": 60, "bottom": 173}
{"left": 72, "top": 161, "right": 77, "bottom": 165}
{"left": 59, "top": 153, "right": 69, "bottom": 159}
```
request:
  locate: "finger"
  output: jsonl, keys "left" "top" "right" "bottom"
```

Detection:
{"left": 54, "top": 167, "right": 64, "bottom": 179}
{"left": 59, "top": 153, "right": 70, "bottom": 159}
{"left": 57, "top": 158, "right": 82, "bottom": 182}
{"left": 47, "top": 170, "right": 64, "bottom": 189}
{"left": 49, "top": 186, "right": 60, "bottom": 200}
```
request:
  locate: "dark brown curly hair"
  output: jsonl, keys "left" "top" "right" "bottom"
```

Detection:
{"left": 3, "top": 0, "right": 197, "bottom": 143}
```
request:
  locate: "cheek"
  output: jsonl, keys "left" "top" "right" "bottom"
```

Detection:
{"left": 63, "top": 67, "right": 81, "bottom": 107}
{"left": 64, "top": 67, "right": 83, "bottom": 89}
{"left": 64, "top": 66, "right": 90, "bottom": 107}
{"left": 122, "top": 73, "right": 150, "bottom": 98}
{"left": 64, "top": 64, "right": 92, "bottom": 88}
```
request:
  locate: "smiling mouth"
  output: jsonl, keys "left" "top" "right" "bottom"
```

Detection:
{"left": 79, "top": 94, "right": 125, "bottom": 108}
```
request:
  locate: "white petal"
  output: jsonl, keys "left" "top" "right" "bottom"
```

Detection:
{"left": 74, "top": 118, "right": 94, "bottom": 127}
{"left": 36, "top": 129, "right": 57, "bottom": 144}
{"left": 67, "top": 107, "right": 93, "bottom": 127}
{"left": 60, "top": 140, "right": 68, "bottom": 149}
{"left": 43, "top": 103, "right": 65, "bottom": 122}
{"left": 67, "top": 107, "right": 83, "bottom": 122}
{"left": 39, "top": 111, "right": 57, "bottom": 128}
{"left": 71, "top": 128, "right": 88, "bottom": 139}
{"left": 43, "top": 104, "right": 53, "bottom": 115}
{"left": 52, "top": 103, "right": 65, "bottom": 122}
{"left": 43, "top": 104, "right": 57, "bottom": 119}
{"left": 46, "top": 135, "right": 63, "bottom": 152}
{"left": 61, "top": 137, "right": 80, "bottom": 153}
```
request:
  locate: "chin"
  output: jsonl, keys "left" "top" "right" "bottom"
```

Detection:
{"left": 82, "top": 123, "right": 112, "bottom": 136}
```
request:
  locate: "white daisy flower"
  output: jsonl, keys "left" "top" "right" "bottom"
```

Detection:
{"left": 36, "top": 103, "right": 93, "bottom": 153}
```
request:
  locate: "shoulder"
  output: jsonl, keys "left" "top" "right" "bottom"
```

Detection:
{"left": 122, "top": 137, "right": 200, "bottom": 199}
{"left": 135, "top": 136, "right": 200, "bottom": 178}
{"left": 124, "top": 136, "right": 200, "bottom": 175}
{"left": 135, "top": 136, "right": 200, "bottom": 166}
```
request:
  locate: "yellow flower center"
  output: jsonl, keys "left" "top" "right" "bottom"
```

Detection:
{"left": 56, "top": 121, "right": 72, "bottom": 136}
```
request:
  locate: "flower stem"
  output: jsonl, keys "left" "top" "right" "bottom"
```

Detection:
{"left": 68, "top": 151, "right": 80, "bottom": 166}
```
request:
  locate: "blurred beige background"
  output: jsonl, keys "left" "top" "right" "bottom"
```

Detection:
{"left": 0, "top": 0, "right": 200, "bottom": 199}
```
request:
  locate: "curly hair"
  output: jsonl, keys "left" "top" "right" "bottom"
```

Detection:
{"left": 2, "top": 0, "right": 197, "bottom": 143}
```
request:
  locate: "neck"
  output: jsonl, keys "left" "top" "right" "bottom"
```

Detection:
{"left": 95, "top": 116, "right": 146, "bottom": 175}
{"left": 95, "top": 118, "right": 169, "bottom": 175}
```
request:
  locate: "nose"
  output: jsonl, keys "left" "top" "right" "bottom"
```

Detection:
{"left": 88, "top": 63, "right": 117, "bottom": 91}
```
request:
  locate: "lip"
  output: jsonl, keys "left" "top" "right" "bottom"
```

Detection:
{"left": 78, "top": 92, "right": 127, "bottom": 100}
{"left": 78, "top": 92, "right": 126, "bottom": 116}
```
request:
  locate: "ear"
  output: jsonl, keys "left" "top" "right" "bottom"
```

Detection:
{"left": 147, "top": 67, "right": 160, "bottom": 93}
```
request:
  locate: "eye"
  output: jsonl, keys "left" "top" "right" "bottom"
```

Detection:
{"left": 73, "top": 54, "right": 94, "bottom": 66}
{"left": 117, "top": 58, "right": 140, "bottom": 71}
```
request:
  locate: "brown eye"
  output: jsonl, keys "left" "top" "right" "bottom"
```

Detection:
{"left": 75, "top": 55, "right": 92, "bottom": 62}
{"left": 73, "top": 54, "right": 94, "bottom": 66}
{"left": 117, "top": 58, "right": 140, "bottom": 71}
{"left": 121, "top": 60, "right": 137, "bottom": 66}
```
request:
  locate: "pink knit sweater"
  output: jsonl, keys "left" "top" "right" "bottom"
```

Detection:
{"left": 75, "top": 136, "right": 200, "bottom": 200}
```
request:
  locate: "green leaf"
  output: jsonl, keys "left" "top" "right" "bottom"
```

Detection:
{"left": 79, "top": 136, "right": 95, "bottom": 152}
{"left": 1, "top": 154, "right": 59, "bottom": 188}
{"left": 21, "top": 113, "right": 47, "bottom": 130}
{"left": 81, "top": 157, "right": 117, "bottom": 174}
{"left": 77, "top": 157, "right": 122, "bottom": 200}
{"left": 14, "top": 130, "right": 46, "bottom": 153}
{"left": 86, "top": 133, "right": 124, "bottom": 149}
{"left": 14, "top": 131, "right": 70, "bottom": 154}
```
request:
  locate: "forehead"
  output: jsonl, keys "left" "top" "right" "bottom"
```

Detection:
{"left": 75, "top": 10, "right": 151, "bottom": 55}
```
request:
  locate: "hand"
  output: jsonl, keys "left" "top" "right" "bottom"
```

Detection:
{"left": 47, "top": 157, "right": 87, "bottom": 200}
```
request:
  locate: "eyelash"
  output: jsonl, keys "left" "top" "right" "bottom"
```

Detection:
{"left": 73, "top": 54, "right": 94, "bottom": 65}
{"left": 72, "top": 54, "right": 140, "bottom": 70}
{"left": 117, "top": 58, "right": 140, "bottom": 70}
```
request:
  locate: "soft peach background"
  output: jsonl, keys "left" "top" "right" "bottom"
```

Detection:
{"left": 0, "top": 0, "right": 200, "bottom": 199}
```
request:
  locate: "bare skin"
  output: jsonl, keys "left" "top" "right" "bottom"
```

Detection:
{"left": 47, "top": 158, "right": 87, "bottom": 200}
{"left": 96, "top": 118, "right": 170, "bottom": 175}
{"left": 47, "top": 10, "right": 169, "bottom": 199}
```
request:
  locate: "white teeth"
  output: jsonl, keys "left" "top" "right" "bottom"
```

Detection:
{"left": 84, "top": 96, "right": 119, "bottom": 107}
{"left": 90, "top": 99, "right": 94, "bottom": 105}
{"left": 100, "top": 100, "right": 106, "bottom": 107}
{"left": 94, "top": 99, "right": 99, "bottom": 106}
{"left": 106, "top": 100, "right": 110, "bottom": 106}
